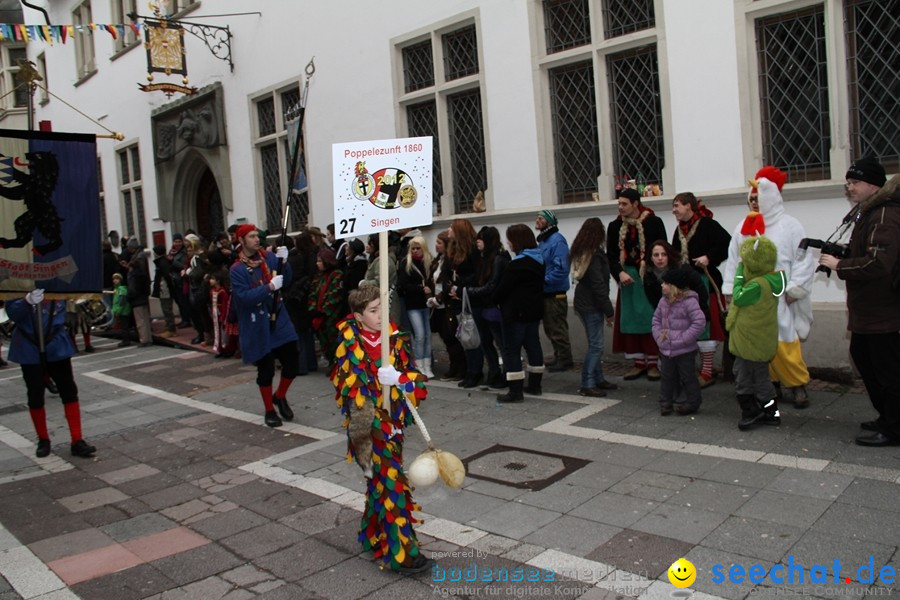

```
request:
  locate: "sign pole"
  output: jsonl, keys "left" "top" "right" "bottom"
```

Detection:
{"left": 379, "top": 230, "right": 391, "bottom": 410}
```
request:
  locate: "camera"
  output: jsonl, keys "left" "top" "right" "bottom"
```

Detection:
{"left": 798, "top": 238, "right": 850, "bottom": 276}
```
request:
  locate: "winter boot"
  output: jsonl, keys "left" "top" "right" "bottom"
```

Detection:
{"left": 497, "top": 378, "right": 524, "bottom": 403}
{"left": 737, "top": 394, "right": 764, "bottom": 430}
{"left": 758, "top": 397, "right": 781, "bottom": 426}
{"left": 524, "top": 371, "right": 543, "bottom": 396}
{"left": 790, "top": 385, "right": 809, "bottom": 409}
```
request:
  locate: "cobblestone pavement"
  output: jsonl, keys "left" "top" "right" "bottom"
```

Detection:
{"left": 0, "top": 337, "right": 897, "bottom": 600}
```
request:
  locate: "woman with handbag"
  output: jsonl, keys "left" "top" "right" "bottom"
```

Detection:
{"left": 428, "top": 231, "right": 466, "bottom": 381}
{"left": 467, "top": 226, "right": 510, "bottom": 389}
{"left": 398, "top": 236, "right": 434, "bottom": 377}
{"left": 493, "top": 224, "right": 545, "bottom": 403}
{"left": 441, "top": 219, "right": 481, "bottom": 389}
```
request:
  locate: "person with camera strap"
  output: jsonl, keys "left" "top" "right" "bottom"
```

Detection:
{"left": 819, "top": 157, "right": 900, "bottom": 447}
{"left": 722, "top": 166, "right": 817, "bottom": 409}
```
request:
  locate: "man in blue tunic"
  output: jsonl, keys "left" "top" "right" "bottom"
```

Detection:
{"left": 229, "top": 224, "right": 298, "bottom": 427}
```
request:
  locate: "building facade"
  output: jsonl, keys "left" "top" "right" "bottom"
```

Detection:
{"left": 16, "top": 0, "right": 899, "bottom": 368}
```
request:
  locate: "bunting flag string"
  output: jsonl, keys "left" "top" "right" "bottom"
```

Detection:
{"left": 0, "top": 22, "right": 142, "bottom": 45}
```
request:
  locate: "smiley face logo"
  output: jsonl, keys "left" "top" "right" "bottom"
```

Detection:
{"left": 668, "top": 558, "right": 696, "bottom": 588}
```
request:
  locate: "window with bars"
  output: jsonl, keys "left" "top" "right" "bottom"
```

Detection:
{"left": 549, "top": 61, "right": 601, "bottom": 204}
{"left": 844, "top": 0, "right": 900, "bottom": 174}
{"left": 397, "top": 21, "right": 487, "bottom": 214}
{"left": 407, "top": 101, "right": 444, "bottom": 209}
{"left": 118, "top": 145, "right": 146, "bottom": 243}
{"left": 543, "top": 0, "right": 591, "bottom": 53}
{"left": 607, "top": 45, "right": 664, "bottom": 187}
{"left": 602, "top": 0, "right": 655, "bottom": 39}
{"left": 72, "top": 1, "right": 96, "bottom": 80}
{"left": 252, "top": 83, "right": 308, "bottom": 232}
{"left": 111, "top": 0, "right": 139, "bottom": 54}
{"left": 443, "top": 25, "right": 479, "bottom": 81}
{"left": 98, "top": 157, "right": 107, "bottom": 238}
{"left": 756, "top": 6, "right": 830, "bottom": 182}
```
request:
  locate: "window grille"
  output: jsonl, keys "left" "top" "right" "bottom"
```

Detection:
{"left": 282, "top": 137, "right": 307, "bottom": 230}
{"left": 443, "top": 25, "right": 479, "bottom": 81}
{"left": 130, "top": 147, "right": 141, "bottom": 181}
{"left": 756, "top": 7, "right": 830, "bottom": 182}
{"left": 403, "top": 40, "right": 434, "bottom": 92}
{"left": 135, "top": 188, "right": 147, "bottom": 244}
{"left": 845, "top": 0, "right": 900, "bottom": 174}
{"left": 549, "top": 61, "right": 601, "bottom": 204}
{"left": 543, "top": 0, "right": 591, "bottom": 53}
{"left": 448, "top": 90, "right": 487, "bottom": 213}
{"left": 607, "top": 45, "right": 664, "bottom": 186}
{"left": 257, "top": 97, "right": 276, "bottom": 137}
{"left": 407, "top": 100, "right": 443, "bottom": 214}
{"left": 602, "top": 0, "right": 655, "bottom": 39}
{"left": 97, "top": 157, "right": 107, "bottom": 237}
{"left": 261, "top": 143, "right": 282, "bottom": 231}
{"left": 119, "top": 151, "right": 130, "bottom": 184}
{"left": 123, "top": 190, "right": 134, "bottom": 237}
{"left": 281, "top": 87, "right": 300, "bottom": 115}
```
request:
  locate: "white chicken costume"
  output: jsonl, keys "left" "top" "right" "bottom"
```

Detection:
{"left": 722, "top": 167, "right": 816, "bottom": 396}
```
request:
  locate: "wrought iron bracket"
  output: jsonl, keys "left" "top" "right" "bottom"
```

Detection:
{"left": 132, "top": 14, "right": 234, "bottom": 71}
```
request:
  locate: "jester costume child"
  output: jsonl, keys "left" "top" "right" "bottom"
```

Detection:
{"left": 331, "top": 315, "right": 429, "bottom": 572}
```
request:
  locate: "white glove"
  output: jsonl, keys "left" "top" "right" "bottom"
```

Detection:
{"left": 275, "top": 246, "right": 289, "bottom": 260}
{"left": 377, "top": 365, "right": 403, "bottom": 387}
{"left": 270, "top": 274, "right": 284, "bottom": 291}
{"left": 25, "top": 289, "right": 44, "bottom": 305}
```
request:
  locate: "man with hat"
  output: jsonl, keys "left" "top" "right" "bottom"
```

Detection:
{"left": 607, "top": 188, "right": 667, "bottom": 380}
{"left": 536, "top": 209, "right": 573, "bottom": 380}
{"left": 229, "top": 224, "right": 297, "bottom": 427}
{"left": 819, "top": 157, "right": 900, "bottom": 446}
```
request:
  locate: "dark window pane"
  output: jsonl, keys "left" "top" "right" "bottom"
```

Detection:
{"left": 543, "top": 0, "right": 591, "bottom": 54}
{"left": 607, "top": 45, "right": 664, "bottom": 187}
{"left": 119, "top": 151, "right": 130, "bottom": 184}
{"left": 135, "top": 187, "right": 146, "bottom": 245}
{"left": 402, "top": 40, "right": 434, "bottom": 92}
{"left": 443, "top": 25, "right": 479, "bottom": 81}
{"left": 122, "top": 190, "right": 134, "bottom": 237}
{"left": 130, "top": 147, "right": 141, "bottom": 181}
{"left": 756, "top": 7, "right": 830, "bottom": 182}
{"left": 407, "top": 100, "right": 443, "bottom": 214}
{"left": 257, "top": 97, "right": 276, "bottom": 137}
{"left": 550, "top": 60, "right": 601, "bottom": 204}
{"left": 602, "top": 0, "right": 655, "bottom": 39}
{"left": 845, "top": 0, "right": 900, "bottom": 174}
{"left": 261, "top": 143, "right": 282, "bottom": 231}
{"left": 447, "top": 89, "right": 487, "bottom": 213}
{"left": 281, "top": 86, "right": 301, "bottom": 122}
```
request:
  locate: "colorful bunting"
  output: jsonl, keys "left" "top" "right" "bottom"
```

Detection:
{"left": 0, "top": 21, "right": 143, "bottom": 45}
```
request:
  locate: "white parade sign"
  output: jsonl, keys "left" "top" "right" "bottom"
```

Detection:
{"left": 332, "top": 136, "right": 433, "bottom": 238}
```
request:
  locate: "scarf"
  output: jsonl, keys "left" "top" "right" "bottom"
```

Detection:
{"left": 618, "top": 205, "right": 654, "bottom": 278}
{"left": 677, "top": 213, "right": 702, "bottom": 265}
{"left": 239, "top": 250, "right": 271, "bottom": 287}
{"left": 571, "top": 251, "right": 594, "bottom": 281}
{"left": 359, "top": 327, "right": 382, "bottom": 363}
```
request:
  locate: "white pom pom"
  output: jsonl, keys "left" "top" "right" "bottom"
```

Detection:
{"left": 408, "top": 452, "right": 439, "bottom": 487}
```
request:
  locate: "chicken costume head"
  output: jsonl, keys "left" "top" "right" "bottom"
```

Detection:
{"left": 742, "top": 166, "right": 787, "bottom": 236}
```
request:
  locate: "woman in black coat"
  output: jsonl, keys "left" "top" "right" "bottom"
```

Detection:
{"left": 493, "top": 224, "right": 545, "bottom": 403}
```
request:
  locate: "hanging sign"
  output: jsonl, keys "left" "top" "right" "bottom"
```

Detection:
{"left": 331, "top": 136, "right": 433, "bottom": 238}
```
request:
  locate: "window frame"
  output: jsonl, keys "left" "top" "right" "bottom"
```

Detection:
{"left": 116, "top": 143, "right": 146, "bottom": 244}
{"left": 0, "top": 44, "right": 29, "bottom": 114}
{"left": 72, "top": 0, "right": 97, "bottom": 83}
{"left": 392, "top": 9, "right": 491, "bottom": 216}
{"left": 531, "top": 0, "right": 674, "bottom": 204}
{"left": 111, "top": 0, "right": 141, "bottom": 58}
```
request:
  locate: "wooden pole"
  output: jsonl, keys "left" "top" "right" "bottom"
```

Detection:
{"left": 379, "top": 230, "right": 391, "bottom": 410}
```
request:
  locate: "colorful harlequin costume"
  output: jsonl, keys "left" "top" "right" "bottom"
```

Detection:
{"left": 331, "top": 316, "right": 428, "bottom": 571}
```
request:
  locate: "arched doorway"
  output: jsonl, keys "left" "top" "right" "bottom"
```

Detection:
{"left": 195, "top": 167, "right": 224, "bottom": 241}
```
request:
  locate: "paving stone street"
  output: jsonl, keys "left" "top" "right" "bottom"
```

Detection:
{"left": 0, "top": 335, "right": 897, "bottom": 600}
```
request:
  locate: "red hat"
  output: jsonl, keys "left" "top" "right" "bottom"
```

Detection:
{"left": 235, "top": 224, "right": 257, "bottom": 240}
{"left": 754, "top": 166, "right": 787, "bottom": 191}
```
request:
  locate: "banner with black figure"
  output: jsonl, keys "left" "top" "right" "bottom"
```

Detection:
{"left": 0, "top": 129, "right": 101, "bottom": 298}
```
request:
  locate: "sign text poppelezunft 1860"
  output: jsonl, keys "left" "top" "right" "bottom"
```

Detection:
{"left": 331, "top": 136, "right": 433, "bottom": 238}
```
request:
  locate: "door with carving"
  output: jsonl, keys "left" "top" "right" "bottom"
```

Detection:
{"left": 196, "top": 167, "right": 224, "bottom": 241}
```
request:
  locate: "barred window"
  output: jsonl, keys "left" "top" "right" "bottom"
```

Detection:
{"left": 72, "top": 1, "right": 96, "bottom": 79}
{"left": 397, "top": 20, "right": 487, "bottom": 215}
{"left": 252, "top": 83, "right": 308, "bottom": 232}
{"left": 756, "top": 6, "right": 830, "bottom": 182}
{"left": 118, "top": 145, "right": 146, "bottom": 243}
{"left": 402, "top": 40, "right": 434, "bottom": 92}
{"left": 98, "top": 157, "right": 107, "bottom": 238}
{"left": 845, "top": 0, "right": 900, "bottom": 174}
{"left": 407, "top": 101, "right": 444, "bottom": 214}
{"left": 607, "top": 45, "right": 664, "bottom": 187}
{"left": 602, "top": 0, "right": 655, "bottom": 39}
{"left": 443, "top": 25, "right": 479, "bottom": 81}
{"left": 448, "top": 90, "right": 487, "bottom": 213}
{"left": 549, "top": 61, "right": 601, "bottom": 204}
{"left": 543, "top": 0, "right": 591, "bottom": 54}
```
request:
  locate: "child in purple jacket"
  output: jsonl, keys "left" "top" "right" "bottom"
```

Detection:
{"left": 652, "top": 265, "right": 707, "bottom": 415}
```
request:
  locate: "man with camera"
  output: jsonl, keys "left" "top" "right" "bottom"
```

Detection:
{"left": 819, "top": 157, "right": 900, "bottom": 447}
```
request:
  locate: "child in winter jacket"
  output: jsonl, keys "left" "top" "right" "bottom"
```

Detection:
{"left": 651, "top": 265, "right": 707, "bottom": 415}
{"left": 110, "top": 273, "right": 133, "bottom": 347}
{"left": 726, "top": 235, "right": 785, "bottom": 430}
